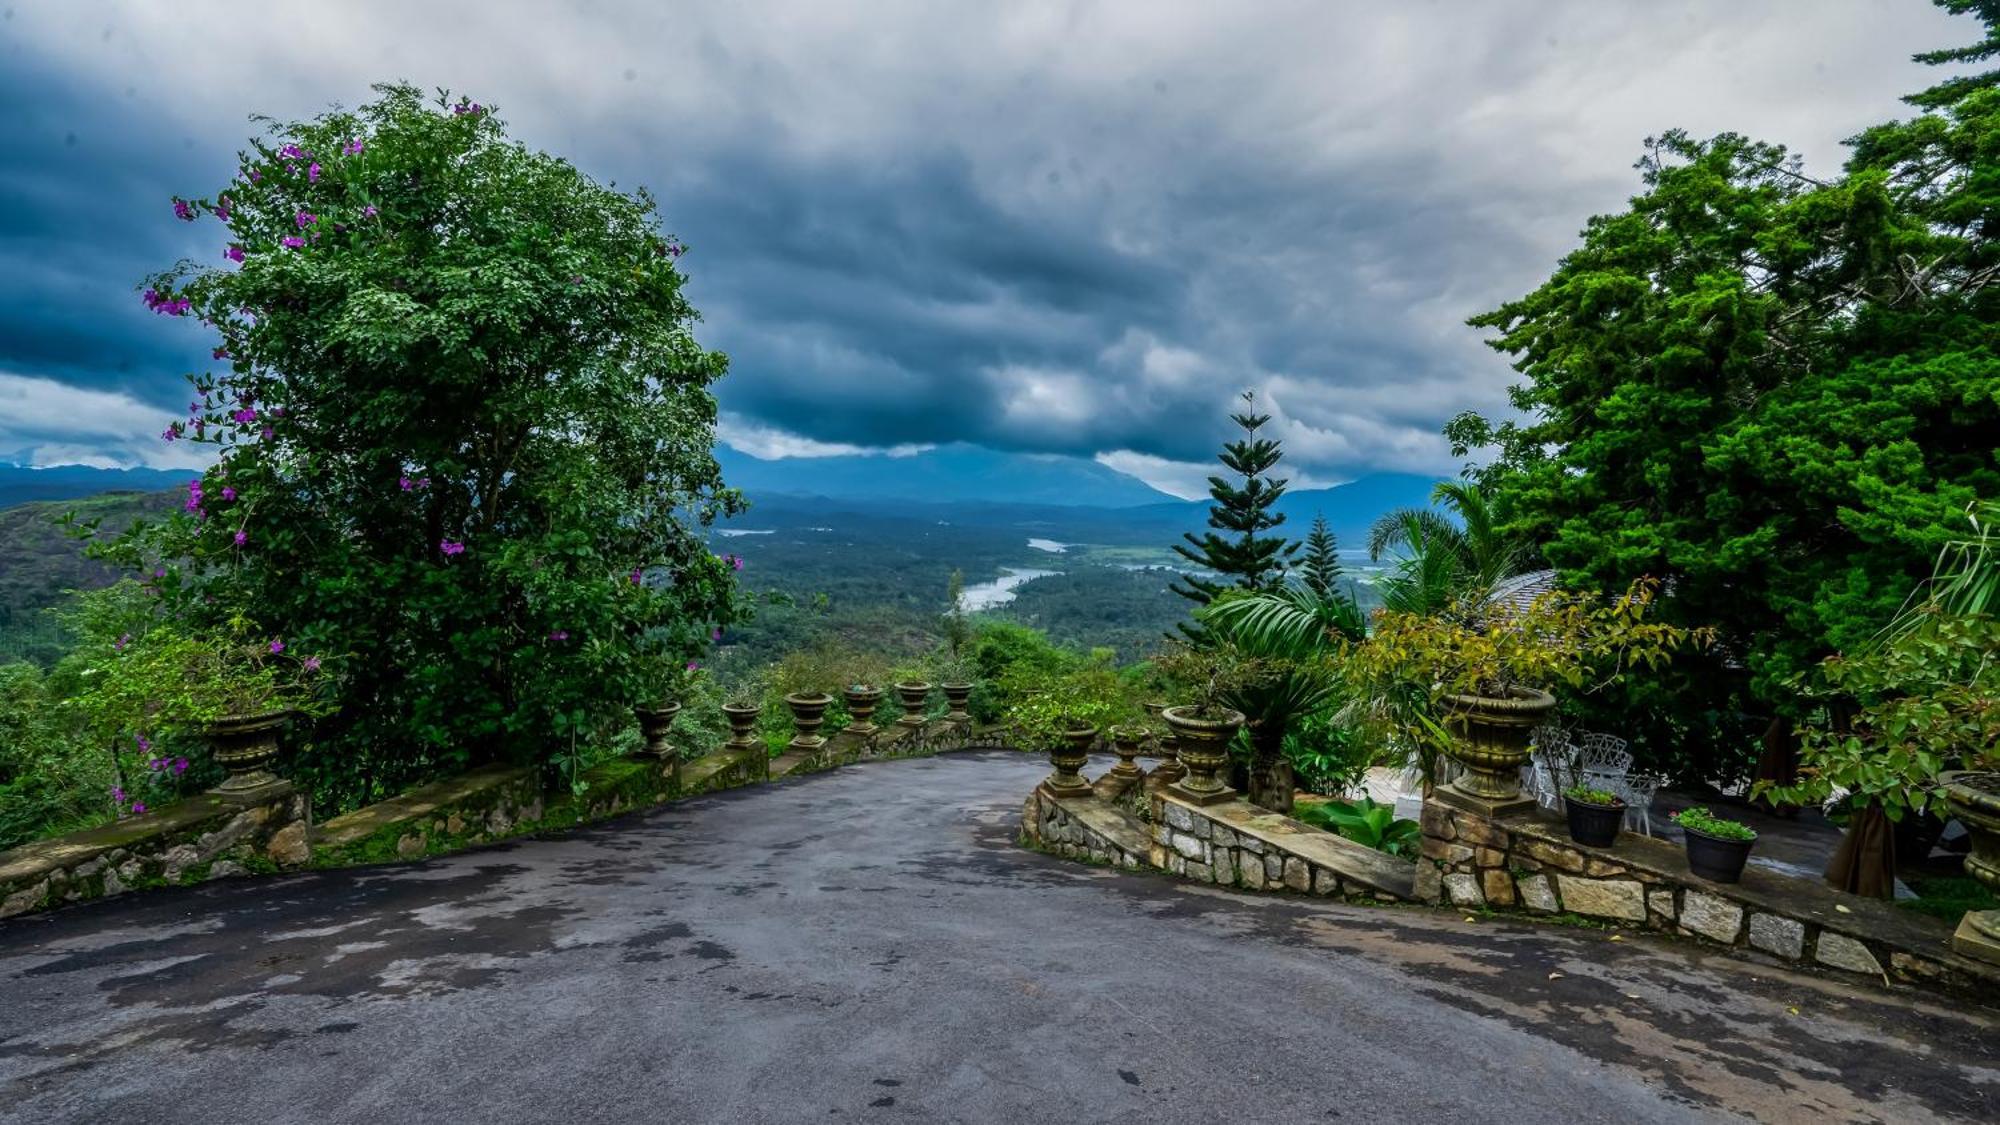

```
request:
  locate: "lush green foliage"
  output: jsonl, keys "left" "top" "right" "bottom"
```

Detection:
{"left": 1454, "top": 4, "right": 2000, "bottom": 777}
{"left": 1282, "top": 710, "right": 1379, "bottom": 796}
{"left": 1563, "top": 784, "right": 1623, "bottom": 807}
{"left": 1765, "top": 506, "right": 2000, "bottom": 820}
{"left": 1672, "top": 805, "right": 1756, "bottom": 842}
{"left": 1002, "top": 656, "right": 1134, "bottom": 751}
{"left": 1, "top": 493, "right": 170, "bottom": 666}
{"left": 98, "top": 86, "right": 740, "bottom": 811}
{"left": 1293, "top": 796, "right": 1420, "bottom": 857}
{"left": 1366, "top": 480, "right": 1526, "bottom": 618}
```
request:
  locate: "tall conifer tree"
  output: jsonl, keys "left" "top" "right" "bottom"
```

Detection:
{"left": 1172, "top": 392, "right": 1297, "bottom": 639}
{"left": 1298, "top": 514, "right": 1343, "bottom": 599}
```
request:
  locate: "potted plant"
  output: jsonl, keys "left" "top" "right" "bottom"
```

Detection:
{"left": 1673, "top": 806, "right": 1758, "bottom": 883}
{"left": 784, "top": 689, "right": 833, "bottom": 754}
{"left": 172, "top": 618, "right": 330, "bottom": 800}
{"left": 843, "top": 682, "right": 884, "bottom": 736}
{"left": 1151, "top": 644, "right": 1252, "bottom": 806}
{"left": 1350, "top": 578, "right": 1707, "bottom": 817}
{"left": 892, "top": 674, "right": 932, "bottom": 728}
{"left": 1008, "top": 665, "right": 1122, "bottom": 799}
{"left": 937, "top": 654, "right": 975, "bottom": 723}
{"left": 720, "top": 672, "right": 766, "bottom": 762}
{"left": 633, "top": 661, "right": 699, "bottom": 761}
{"left": 1562, "top": 784, "right": 1626, "bottom": 848}
{"left": 1107, "top": 723, "right": 1148, "bottom": 779}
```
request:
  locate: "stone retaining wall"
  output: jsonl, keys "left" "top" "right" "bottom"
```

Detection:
{"left": 1417, "top": 799, "right": 2000, "bottom": 999}
{"left": 1022, "top": 779, "right": 1418, "bottom": 903}
{"left": 0, "top": 786, "right": 309, "bottom": 919}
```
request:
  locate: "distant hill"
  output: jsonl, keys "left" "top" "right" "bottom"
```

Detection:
{"left": 715, "top": 443, "right": 1178, "bottom": 509}
{"left": 0, "top": 464, "right": 192, "bottom": 509}
{"left": 0, "top": 491, "right": 171, "bottom": 665}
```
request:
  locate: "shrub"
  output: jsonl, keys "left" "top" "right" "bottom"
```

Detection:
{"left": 1293, "top": 797, "right": 1420, "bottom": 857}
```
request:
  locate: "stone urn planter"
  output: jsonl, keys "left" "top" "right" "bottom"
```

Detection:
{"left": 1939, "top": 770, "right": 2000, "bottom": 964}
{"left": 1437, "top": 686, "right": 1557, "bottom": 817}
{"left": 894, "top": 681, "right": 932, "bottom": 728}
{"left": 941, "top": 681, "right": 973, "bottom": 723}
{"left": 1108, "top": 724, "right": 1147, "bottom": 780}
{"left": 1563, "top": 791, "right": 1626, "bottom": 848}
{"left": 1161, "top": 705, "right": 1245, "bottom": 806}
{"left": 632, "top": 701, "right": 682, "bottom": 760}
{"left": 785, "top": 692, "right": 832, "bottom": 754}
{"left": 1040, "top": 725, "right": 1099, "bottom": 798}
{"left": 722, "top": 701, "right": 762, "bottom": 751}
{"left": 843, "top": 685, "right": 884, "bottom": 737}
{"left": 203, "top": 709, "right": 292, "bottom": 800}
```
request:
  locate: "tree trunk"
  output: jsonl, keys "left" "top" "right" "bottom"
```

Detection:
{"left": 1246, "top": 725, "right": 1293, "bottom": 813}
{"left": 1826, "top": 801, "right": 1897, "bottom": 899}
{"left": 1750, "top": 713, "right": 1801, "bottom": 819}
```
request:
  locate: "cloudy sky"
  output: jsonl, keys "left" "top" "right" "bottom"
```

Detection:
{"left": 0, "top": 1, "right": 1973, "bottom": 496}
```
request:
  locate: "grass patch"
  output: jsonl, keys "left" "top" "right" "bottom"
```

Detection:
{"left": 1898, "top": 872, "right": 2000, "bottom": 922}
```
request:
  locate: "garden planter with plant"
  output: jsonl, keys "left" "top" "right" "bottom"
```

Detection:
{"left": 1007, "top": 663, "right": 1124, "bottom": 800}
{"left": 894, "top": 681, "right": 932, "bottom": 727}
{"left": 1562, "top": 785, "right": 1626, "bottom": 848}
{"left": 631, "top": 701, "right": 682, "bottom": 761}
{"left": 784, "top": 691, "right": 832, "bottom": 754}
{"left": 1938, "top": 771, "right": 2000, "bottom": 962}
{"left": 843, "top": 684, "right": 884, "bottom": 736}
{"left": 1349, "top": 578, "right": 1707, "bottom": 819}
{"left": 1673, "top": 806, "right": 1757, "bottom": 883}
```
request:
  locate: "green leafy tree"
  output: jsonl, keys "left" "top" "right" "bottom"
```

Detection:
{"left": 1366, "top": 479, "right": 1526, "bottom": 618}
{"left": 1455, "top": 4, "right": 2000, "bottom": 776}
{"left": 1172, "top": 392, "right": 1299, "bottom": 639}
{"left": 105, "top": 85, "right": 742, "bottom": 811}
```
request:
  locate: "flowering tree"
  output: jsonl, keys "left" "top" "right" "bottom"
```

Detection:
{"left": 108, "top": 84, "right": 742, "bottom": 809}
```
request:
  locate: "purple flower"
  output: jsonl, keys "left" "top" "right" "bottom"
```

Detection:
{"left": 630, "top": 568, "right": 642, "bottom": 584}
{"left": 111, "top": 786, "right": 125, "bottom": 803}
{"left": 173, "top": 199, "right": 194, "bottom": 221}
{"left": 362, "top": 204, "right": 378, "bottom": 218}
{"left": 224, "top": 244, "right": 245, "bottom": 263}
{"left": 399, "top": 475, "right": 413, "bottom": 491}
{"left": 136, "top": 734, "right": 149, "bottom": 752}
{"left": 213, "top": 196, "right": 231, "bottom": 221}
{"left": 343, "top": 138, "right": 364, "bottom": 156}
{"left": 307, "top": 161, "right": 321, "bottom": 183}
{"left": 685, "top": 660, "right": 700, "bottom": 672}
{"left": 173, "top": 758, "right": 188, "bottom": 775}
{"left": 711, "top": 627, "right": 722, "bottom": 641}
{"left": 730, "top": 556, "right": 743, "bottom": 571}
{"left": 261, "top": 426, "right": 274, "bottom": 439}
{"left": 303, "top": 656, "right": 321, "bottom": 672}
{"left": 282, "top": 236, "right": 305, "bottom": 249}
{"left": 233, "top": 407, "right": 257, "bottom": 424}
{"left": 162, "top": 425, "right": 180, "bottom": 443}
{"left": 221, "top": 486, "right": 236, "bottom": 501}
{"left": 249, "top": 168, "right": 262, "bottom": 182}
{"left": 213, "top": 346, "right": 229, "bottom": 360}
{"left": 295, "top": 211, "right": 316, "bottom": 229}
{"left": 280, "top": 143, "right": 307, "bottom": 161}
{"left": 115, "top": 633, "right": 131, "bottom": 651}
{"left": 131, "top": 802, "right": 146, "bottom": 815}
{"left": 270, "top": 639, "right": 285, "bottom": 654}
{"left": 233, "top": 530, "right": 247, "bottom": 546}
{"left": 440, "top": 539, "right": 466, "bottom": 556}
{"left": 548, "top": 629, "right": 569, "bottom": 642}
{"left": 453, "top": 102, "right": 484, "bottom": 116}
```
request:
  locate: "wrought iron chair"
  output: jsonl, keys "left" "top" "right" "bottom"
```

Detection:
{"left": 1528, "top": 724, "right": 1576, "bottom": 811}
{"left": 1614, "top": 773, "right": 1663, "bottom": 836}
{"left": 1575, "top": 732, "right": 1633, "bottom": 793}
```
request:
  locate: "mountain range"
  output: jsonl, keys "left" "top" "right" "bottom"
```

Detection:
{"left": 0, "top": 454, "right": 1441, "bottom": 546}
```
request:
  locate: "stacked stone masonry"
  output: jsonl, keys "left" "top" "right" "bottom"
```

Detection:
{"left": 0, "top": 786, "right": 310, "bottom": 919}
{"left": 1416, "top": 800, "right": 1999, "bottom": 999}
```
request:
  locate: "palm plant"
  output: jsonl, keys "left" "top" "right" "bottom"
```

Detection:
{"left": 1367, "top": 479, "right": 1527, "bottom": 618}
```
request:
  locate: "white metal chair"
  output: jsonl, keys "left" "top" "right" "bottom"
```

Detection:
{"left": 1528, "top": 725, "right": 1576, "bottom": 811}
{"left": 1575, "top": 732, "right": 1632, "bottom": 792}
{"left": 1615, "top": 773, "right": 1663, "bottom": 836}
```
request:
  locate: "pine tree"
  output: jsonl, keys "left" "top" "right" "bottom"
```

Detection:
{"left": 1298, "top": 514, "right": 1342, "bottom": 599}
{"left": 1171, "top": 392, "right": 1298, "bottom": 638}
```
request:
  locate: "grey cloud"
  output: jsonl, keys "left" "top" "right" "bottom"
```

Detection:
{"left": 0, "top": 0, "right": 1973, "bottom": 482}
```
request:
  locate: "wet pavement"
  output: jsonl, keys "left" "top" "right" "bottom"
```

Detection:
{"left": 0, "top": 751, "right": 1993, "bottom": 1124}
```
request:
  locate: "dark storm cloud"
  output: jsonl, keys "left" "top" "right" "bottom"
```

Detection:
{"left": 0, "top": 1, "right": 1973, "bottom": 484}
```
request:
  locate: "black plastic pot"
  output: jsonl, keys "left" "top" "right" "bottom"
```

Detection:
{"left": 1682, "top": 825, "right": 1755, "bottom": 883}
{"left": 1563, "top": 796, "right": 1625, "bottom": 848}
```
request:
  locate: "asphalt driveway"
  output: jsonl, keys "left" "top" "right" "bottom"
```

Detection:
{"left": 0, "top": 751, "right": 1992, "bottom": 1124}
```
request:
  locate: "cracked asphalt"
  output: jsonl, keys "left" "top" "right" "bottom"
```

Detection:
{"left": 0, "top": 751, "right": 1994, "bottom": 1124}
